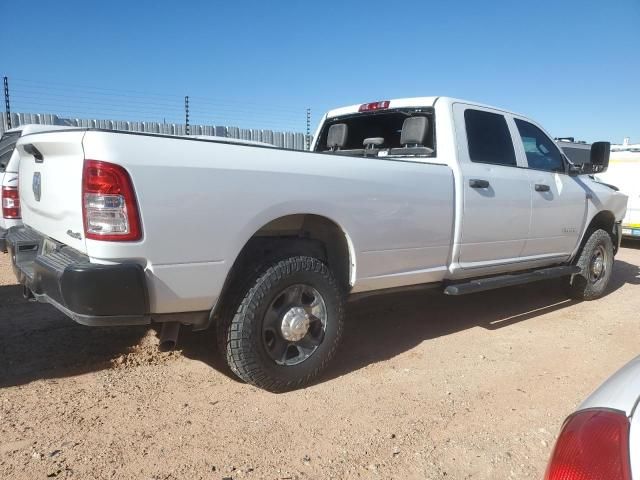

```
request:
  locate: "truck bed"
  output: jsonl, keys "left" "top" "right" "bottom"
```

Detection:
{"left": 16, "top": 128, "right": 455, "bottom": 315}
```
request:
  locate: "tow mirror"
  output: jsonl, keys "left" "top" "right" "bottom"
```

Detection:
{"left": 590, "top": 142, "right": 610, "bottom": 171}
{"left": 581, "top": 141, "right": 610, "bottom": 174}
{"left": 572, "top": 142, "right": 611, "bottom": 175}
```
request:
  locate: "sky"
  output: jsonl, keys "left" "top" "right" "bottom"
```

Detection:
{"left": 2, "top": 0, "right": 639, "bottom": 143}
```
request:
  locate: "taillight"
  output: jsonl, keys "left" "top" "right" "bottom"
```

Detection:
{"left": 544, "top": 409, "right": 631, "bottom": 480}
{"left": 358, "top": 100, "right": 390, "bottom": 112}
{"left": 2, "top": 186, "right": 21, "bottom": 219}
{"left": 82, "top": 160, "right": 141, "bottom": 241}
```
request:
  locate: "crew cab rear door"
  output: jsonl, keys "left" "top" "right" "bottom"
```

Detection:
{"left": 453, "top": 103, "right": 531, "bottom": 268}
{"left": 16, "top": 130, "right": 87, "bottom": 253}
{"left": 510, "top": 117, "right": 585, "bottom": 258}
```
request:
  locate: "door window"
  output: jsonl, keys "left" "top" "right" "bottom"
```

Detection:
{"left": 514, "top": 119, "right": 564, "bottom": 172}
{"left": 464, "top": 109, "right": 517, "bottom": 166}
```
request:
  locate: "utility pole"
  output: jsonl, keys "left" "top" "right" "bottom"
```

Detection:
{"left": 184, "top": 95, "right": 190, "bottom": 135}
{"left": 3, "top": 76, "right": 11, "bottom": 129}
{"left": 305, "top": 108, "right": 311, "bottom": 150}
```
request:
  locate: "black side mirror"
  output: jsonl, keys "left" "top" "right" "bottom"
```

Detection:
{"left": 588, "top": 141, "right": 610, "bottom": 173}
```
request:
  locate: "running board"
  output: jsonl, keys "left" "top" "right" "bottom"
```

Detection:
{"left": 444, "top": 265, "right": 581, "bottom": 296}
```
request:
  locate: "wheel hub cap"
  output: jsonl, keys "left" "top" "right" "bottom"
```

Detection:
{"left": 280, "top": 307, "right": 310, "bottom": 341}
{"left": 591, "top": 257, "right": 604, "bottom": 278}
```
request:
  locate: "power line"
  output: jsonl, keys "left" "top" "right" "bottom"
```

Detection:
{"left": 4, "top": 76, "right": 309, "bottom": 133}
{"left": 10, "top": 79, "right": 306, "bottom": 114}
{"left": 10, "top": 88, "right": 184, "bottom": 108}
{"left": 10, "top": 77, "right": 186, "bottom": 100}
{"left": 10, "top": 96, "right": 301, "bottom": 122}
{"left": 10, "top": 92, "right": 306, "bottom": 122}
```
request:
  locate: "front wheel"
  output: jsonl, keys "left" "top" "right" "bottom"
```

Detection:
{"left": 218, "top": 256, "right": 344, "bottom": 392}
{"left": 567, "top": 229, "right": 614, "bottom": 300}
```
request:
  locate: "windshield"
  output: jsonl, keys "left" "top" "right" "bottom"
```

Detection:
{"left": 0, "top": 131, "right": 21, "bottom": 172}
{"left": 314, "top": 108, "right": 435, "bottom": 157}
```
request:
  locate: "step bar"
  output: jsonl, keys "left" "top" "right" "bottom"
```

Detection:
{"left": 444, "top": 265, "right": 581, "bottom": 296}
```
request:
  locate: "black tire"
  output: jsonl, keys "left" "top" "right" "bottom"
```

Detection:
{"left": 567, "top": 229, "right": 614, "bottom": 300}
{"left": 217, "top": 255, "right": 344, "bottom": 392}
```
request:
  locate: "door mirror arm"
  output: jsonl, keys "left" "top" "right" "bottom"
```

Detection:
{"left": 566, "top": 163, "right": 582, "bottom": 176}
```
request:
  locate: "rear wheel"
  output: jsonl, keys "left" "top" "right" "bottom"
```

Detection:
{"left": 567, "top": 229, "right": 614, "bottom": 300}
{"left": 218, "top": 255, "right": 344, "bottom": 392}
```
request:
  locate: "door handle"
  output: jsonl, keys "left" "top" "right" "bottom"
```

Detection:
{"left": 469, "top": 179, "right": 490, "bottom": 188}
{"left": 535, "top": 184, "right": 550, "bottom": 192}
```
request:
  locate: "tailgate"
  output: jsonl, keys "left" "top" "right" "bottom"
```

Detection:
{"left": 17, "top": 130, "right": 87, "bottom": 253}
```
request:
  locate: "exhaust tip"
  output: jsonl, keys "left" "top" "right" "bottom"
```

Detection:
{"left": 159, "top": 322, "right": 180, "bottom": 352}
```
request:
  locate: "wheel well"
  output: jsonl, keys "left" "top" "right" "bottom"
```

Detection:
{"left": 248, "top": 214, "right": 352, "bottom": 285}
{"left": 211, "top": 214, "right": 353, "bottom": 325}
{"left": 578, "top": 210, "right": 618, "bottom": 256}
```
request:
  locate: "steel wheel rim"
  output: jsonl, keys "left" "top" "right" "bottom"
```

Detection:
{"left": 588, "top": 244, "right": 609, "bottom": 284}
{"left": 262, "top": 284, "right": 328, "bottom": 366}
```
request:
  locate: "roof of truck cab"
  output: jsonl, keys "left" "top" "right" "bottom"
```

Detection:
{"left": 324, "top": 96, "right": 525, "bottom": 119}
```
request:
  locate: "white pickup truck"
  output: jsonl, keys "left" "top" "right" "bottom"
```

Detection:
{"left": 7, "top": 97, "right": 628, "bottom": 391}
{"left": 0, "top": 125, "right": 75, "bottom": 251}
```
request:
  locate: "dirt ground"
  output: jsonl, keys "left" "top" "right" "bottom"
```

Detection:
{"left": 1, "top": 244, "right": 639, "bottom": 480}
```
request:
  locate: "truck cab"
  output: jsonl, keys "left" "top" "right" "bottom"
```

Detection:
{"left": 313, "top": 97, "right": 626, "bottom": 278}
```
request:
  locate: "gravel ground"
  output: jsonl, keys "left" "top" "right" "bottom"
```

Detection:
{"left": 1, "top": 243, "right": 639, "bottom": 480}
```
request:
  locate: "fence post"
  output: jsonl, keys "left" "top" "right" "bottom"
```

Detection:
{"left": 3, "top": 76, "right": 11, "bottom": 129}
{"left": 184, "top": 95, "right": 190, "bottom": 135}
{"left": 305, "top": 108, "right": 311, "bottom": 150}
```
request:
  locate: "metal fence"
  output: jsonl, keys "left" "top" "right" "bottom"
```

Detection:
{"left": 1, "top": 112, "right": 311, "bottom": 150}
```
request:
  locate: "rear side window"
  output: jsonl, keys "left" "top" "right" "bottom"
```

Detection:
{"left": 514, "top": 119, "right": 564, "bottom": 172}
{"left": 464, "top": 109, "right": 516, "bottom": 166}
{"left": 0, "top": 131, "right": 21, "bottom": 173}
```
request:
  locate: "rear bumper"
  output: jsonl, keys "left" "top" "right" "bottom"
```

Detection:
{"left": 6, "top": 226, "right": 150, "bottom": 326}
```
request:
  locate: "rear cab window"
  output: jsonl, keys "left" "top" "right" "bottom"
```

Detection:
{"left": 314, "top": 108, "right": 435, "bottom": 158}
{"left": 0, "top": 131, "right": 21, "bottom": 173}
{"left": 464, "top": 109, "right": 516, "bottom": 166}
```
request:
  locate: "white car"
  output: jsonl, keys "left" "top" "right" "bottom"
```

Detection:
{"left": 544, "top": 355, "right": 640, "bottom": 479}
{"left": 596, "top": 151, "right": 640, "bottom": 239}
{"left": 0, "top": 125, "right": 76, "bottom": 251}
{"left": 7, "top": 97, "right": 628, "bottom": 391}
{"left": 557, "top": 139, "right": 640, "bottom": 240}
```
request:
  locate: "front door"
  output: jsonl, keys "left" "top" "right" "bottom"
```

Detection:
{"left": 511, "top": 118, "right": 586, "bottom": 258}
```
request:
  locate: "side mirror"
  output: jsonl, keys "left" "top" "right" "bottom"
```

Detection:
{"left": 587, "top": 141, "right": 611, "bottom": 173}
{"left": 575, "top": 141, "right": 611, "bottom": 175}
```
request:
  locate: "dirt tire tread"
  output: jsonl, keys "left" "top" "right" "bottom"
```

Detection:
{"left": 218, "top": 256, "right": 344, "bottom": 392}
{"left": 567, "top": 229, "right": 614, "bottom": 300}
